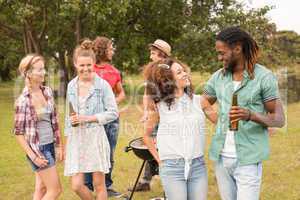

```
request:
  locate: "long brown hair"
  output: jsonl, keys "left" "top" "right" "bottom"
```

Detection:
{"left": 93, "top": 36, "right": 112, "bottom": 64}
{"left": 216, "top": 26, "right": 259, "bottom": 79}
{"left": 144, "top": 57, "right": 193, "bottom": 109}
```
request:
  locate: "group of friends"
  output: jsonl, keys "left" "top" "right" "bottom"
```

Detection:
{"left": 14, "top": 26, "right": 285, "bottom": 200}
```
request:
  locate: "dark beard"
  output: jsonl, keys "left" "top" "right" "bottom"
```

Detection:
{"left": 226, "top": 58, "right": 237, "bottom": 72}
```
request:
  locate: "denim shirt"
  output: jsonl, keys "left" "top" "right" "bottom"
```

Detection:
{"left": 203, "top": 64, "right": 280, "bottom": 165}
{"left": 64, "top": 74, "right": 118, "bottom": 136}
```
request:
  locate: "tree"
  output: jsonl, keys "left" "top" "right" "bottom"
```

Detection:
{"left": 274, "top": 31, "right": 300, "bottom": 63}
{"left": 0, "top": 0, "right": 298, "bottom": 84}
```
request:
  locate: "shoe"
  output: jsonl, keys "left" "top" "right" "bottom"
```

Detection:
{"left": 107, "top": 188, "right": 123, "bottom": 198}
{"left": 128, "top": 182, "right": 150, "bottom": 192}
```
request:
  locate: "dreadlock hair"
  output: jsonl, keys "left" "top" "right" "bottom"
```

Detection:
{"left": 216, "top": 26, "right": 259, "bottom": 79}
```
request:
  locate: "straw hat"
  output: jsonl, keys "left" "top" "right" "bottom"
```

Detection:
{"left": 149, "top": 39, "right": 171, "bottom": 56}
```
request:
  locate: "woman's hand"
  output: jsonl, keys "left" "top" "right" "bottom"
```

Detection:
{"left": 70, "top": 114, "right": 94, "bottom": 124}
{"left": 201, "top": 96, "right": 218, "bottom": 124}
{"left": 56, "top": 146, "right": 64, "bottom": 162}
{"left": 33, "top": 156, "right": 48, "bottom": 168}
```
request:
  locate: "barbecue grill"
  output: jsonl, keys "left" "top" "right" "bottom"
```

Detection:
{"left": 125, "top": 137, "right": 160, "bottom": 200}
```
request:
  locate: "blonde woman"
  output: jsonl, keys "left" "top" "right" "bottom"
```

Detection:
{"left": 64, "top": 40, "right": 118, "bottom": 200}
{"left": 14, "top": 54, "right": 63, "bottom": 200}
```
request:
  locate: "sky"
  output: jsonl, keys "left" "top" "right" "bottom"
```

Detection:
{"left": 238, "top": 0, "right": 300, "bottom": 34}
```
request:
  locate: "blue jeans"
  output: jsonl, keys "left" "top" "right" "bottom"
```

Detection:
{"left": 159, "top": 156, "right": 207, "bottom": 200}
{"left": 26, "top": 142, "right": 56, "bottom": 172}
{"left": 215, "top": 156, "right": 262, "bottom": 200}
{"left": 85, "top": 118, "right": 119, "bottom": 190}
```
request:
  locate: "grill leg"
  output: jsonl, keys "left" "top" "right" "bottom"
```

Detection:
{"left": 129, "top": 160, "right": 147, "bottom": 200}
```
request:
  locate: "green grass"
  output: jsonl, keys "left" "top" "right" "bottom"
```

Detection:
{"left": 0, "top": 73, "right": 299, "bottom": 199}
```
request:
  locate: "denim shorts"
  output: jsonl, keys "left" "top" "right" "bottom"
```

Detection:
{"left": 26, "top": 142, "right": 56, "bottom": 172}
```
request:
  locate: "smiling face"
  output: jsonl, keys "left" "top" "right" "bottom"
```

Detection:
{"left": 215, "top": 40, "right": 240, "bottom": 72}
{"left": 170, "top": 62, "right": 190, "bottom": 89}
{"left": 27, "top": 59, "right": 46, "bottom": 84}
{"left": 74, "top": 56, "right": 94, "bottom": 80}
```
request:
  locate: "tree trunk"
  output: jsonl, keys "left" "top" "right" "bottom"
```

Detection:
{"left": 23, "top": 24, "right": 33, "bottom": 54}
{"left": 57, "top": 51, "right": 69, "bottom": 97}
{"left": 75, "top": 15, "right": 81, "bottom": 44}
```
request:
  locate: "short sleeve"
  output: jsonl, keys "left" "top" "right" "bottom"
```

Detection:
{"left": 261, "top": 73, "right": 280, "bottom": 102}
{"left": 115, "top": 69, "right": 121, "bottom": 84}
{"left": 203, "top": 73, "right": 217, "bottom": 98}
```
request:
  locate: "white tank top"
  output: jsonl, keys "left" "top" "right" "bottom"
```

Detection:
{"left": 157, "top": 94, "right": 206, "bottom": 179}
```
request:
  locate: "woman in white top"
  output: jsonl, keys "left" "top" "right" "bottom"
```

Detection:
{"left": 143, "top": 58, "right": 217, "bottom": 200}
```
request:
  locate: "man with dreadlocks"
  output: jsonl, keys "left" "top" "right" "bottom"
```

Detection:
{"left": 203, "top": 27, "right": 285, "bottom": 200}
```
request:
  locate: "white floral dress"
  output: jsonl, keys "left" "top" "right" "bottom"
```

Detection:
{"left": 64, "top": 95, "right": 111, "bottom": 176}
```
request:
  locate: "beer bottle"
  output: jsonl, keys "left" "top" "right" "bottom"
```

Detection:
{"left": 69, "top": 102, "right": 79, "bottom": 127}
{"left": 229, "top": 94, "right": 238, "bottom": 131}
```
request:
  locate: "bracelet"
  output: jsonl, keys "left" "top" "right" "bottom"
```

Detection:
{"left": 246, "top": 109, "right": 251, "bottom": 121}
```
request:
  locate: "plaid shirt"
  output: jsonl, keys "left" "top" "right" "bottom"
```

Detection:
{"left": 14, "top": 86, "right": 61, "bottom": 157}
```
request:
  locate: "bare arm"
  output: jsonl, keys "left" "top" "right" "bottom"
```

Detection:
{"left": 202, "top": 94, "right": 217, "bottom": 105}
{"left": 200, "top": 96, "right": 218, "bottom": 124}
{"left": 143, "top": 91, "right": 149, "bottom": 111}
{"left": 15, "top": 135, "right": 37, "bottom": 160}
{"left": 15, "top": 135, "right": 48, "bottom": 167}
{"left": 143, "top": 102, "right": 160, "bottom": 164}
{"left": 114, "top": 82, "right": 126, "bottom": 104}
{"left": 230, "top": 99, "right": 285, "bottom": 128}
{"left": 250, "top": 99, "right": 285, "bottom": 127}
{"left": 141, "top": 91, "right": 152, "bottom": 122}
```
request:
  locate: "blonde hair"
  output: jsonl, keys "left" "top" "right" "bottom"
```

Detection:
{"left": 18, "top": 54, "right": 44, "bottom": 78}
{"left": 73, "top": 39, "right": 96, "bottom": 64}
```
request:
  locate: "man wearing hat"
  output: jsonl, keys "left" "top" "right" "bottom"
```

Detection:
{"left": 131, "top": 39, "right": 171, "bottom": 192}
{"left": 148, "top": 39, "right": 171, "bottom": 62}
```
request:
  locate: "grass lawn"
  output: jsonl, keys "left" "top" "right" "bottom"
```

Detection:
{"left": 0, "top": 73, "right": 299, "bottom": 200}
